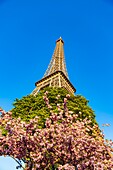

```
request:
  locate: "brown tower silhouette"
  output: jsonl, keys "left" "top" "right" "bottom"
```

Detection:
{"left": 32, "top": 37, "right": 76, "bottom": 95}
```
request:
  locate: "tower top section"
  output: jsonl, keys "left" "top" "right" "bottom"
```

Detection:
{"left": 56, "top": 37, "right": 64, "bottom": 44}
{"left": 43, "top": 37, "right": 68, "bottom": 78}
{"left": 32, "top": 37, "right": 76, "bottom": 95}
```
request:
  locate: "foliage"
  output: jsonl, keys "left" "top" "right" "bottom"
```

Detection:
{"left": 12, "top": 87, "right": 97, "bottom": 128}
{"left": 0, "top": 94, "right": 113, "bottom": 170}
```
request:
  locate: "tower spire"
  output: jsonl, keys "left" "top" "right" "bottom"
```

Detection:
{"left": 44, "top": 37, "right": 68, "bottom": 78}
{"left": 32, "top": 37, "right": 76, "bottom": 95}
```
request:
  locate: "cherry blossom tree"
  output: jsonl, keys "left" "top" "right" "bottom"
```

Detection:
{"left": 0, "top": 92, "right": 113, "bottom": 170}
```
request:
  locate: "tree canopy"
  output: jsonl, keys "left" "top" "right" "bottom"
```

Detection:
{"left": 12, "top": 87, "right": 97, "bottom": 128}
{"left": 0, "top": 91, "right": 113, "bottom": 169}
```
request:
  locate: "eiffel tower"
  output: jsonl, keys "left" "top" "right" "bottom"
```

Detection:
{"left": 32, "top": 37, "right": 76, "bottom": 95}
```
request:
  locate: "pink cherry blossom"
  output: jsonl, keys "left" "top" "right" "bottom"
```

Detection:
{"left": 0, "top": 94, "right": 113, "bottom": 170}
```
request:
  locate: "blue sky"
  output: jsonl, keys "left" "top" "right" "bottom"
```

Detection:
{"left": 0, "top": 0, "right": 113, "bottom": 169}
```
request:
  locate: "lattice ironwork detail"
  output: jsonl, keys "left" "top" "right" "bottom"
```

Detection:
{"left": 32, "top": 37, "right": 76, "bottom": 95}
{"left": 43, "top": 37, "right": 68, "bottom": 79}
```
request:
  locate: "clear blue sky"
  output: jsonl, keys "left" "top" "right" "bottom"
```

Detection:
{"left": 0, "top": 0, "right": 113, "bottom": 169}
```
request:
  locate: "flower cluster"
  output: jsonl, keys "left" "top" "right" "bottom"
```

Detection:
{"left": 0, "top": 94, "right": 113, "bottom": 170}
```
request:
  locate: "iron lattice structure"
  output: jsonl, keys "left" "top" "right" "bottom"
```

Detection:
{"left": 43, "top": 37, "right": 68, "bottom": 79}
{"left": 32, "top": 37, "right": 76, "bottom": 95}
